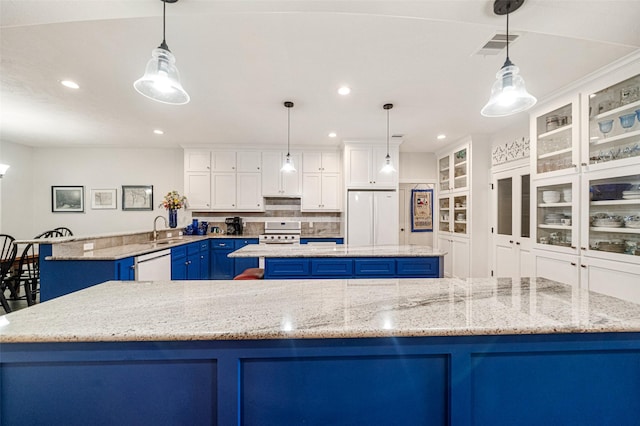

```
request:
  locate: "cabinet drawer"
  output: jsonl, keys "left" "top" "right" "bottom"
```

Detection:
{"left": 171, "top": 246, "right": 187, "bottom": 259}
{"left": 235, "top": 239, "right": 258, "bottom": 249}
{"left": 265, "top": 259, "right": 310, "bottom": 278}
{"left": 199, "top": 241, "right": 209, "bottom": 251}
{"left": 300, "top": 238, "right": 344, "bottom": 244}
{"left": 310, "top": 259, "right": 353, "bottom": 277}
{"left": 396, "top": 258, "right": 440, "bottom": 278}
{"left": 211, "top": 239, "right": 234, "bottom": 249}
{"left": 187, "top": 242, "right": 201, "bottom": 255}
{"left": 354, "top": 259, "right": 395, "bottom": 277}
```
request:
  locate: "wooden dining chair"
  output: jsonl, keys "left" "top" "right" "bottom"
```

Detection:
{"left": 53, "top": 227, "right": 73, "bottom": 236}
{"left": 0, "top": 234, "right": 18, "bottom": 313}
{"left": 5, "top": 242, "right": 40, "bottom": 307}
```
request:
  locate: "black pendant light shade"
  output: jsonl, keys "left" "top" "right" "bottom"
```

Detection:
{"left": 134, "top": 0, "right": 190, "bottom": 105}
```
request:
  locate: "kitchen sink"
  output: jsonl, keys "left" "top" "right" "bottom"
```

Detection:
{"left": 154, "top": 238, "right": 183, "bottom": 245}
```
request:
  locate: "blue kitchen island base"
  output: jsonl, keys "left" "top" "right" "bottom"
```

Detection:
{"left": 2, "top": 332, "right": 640, "bottom": 425}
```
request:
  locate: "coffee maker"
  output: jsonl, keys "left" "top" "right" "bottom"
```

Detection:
{"left": 225, "top": 217, "right": 243, "bottom": 235}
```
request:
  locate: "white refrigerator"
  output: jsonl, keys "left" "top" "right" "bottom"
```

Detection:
{"left": 347, "top": 190, "right": 399, "bottom": 246}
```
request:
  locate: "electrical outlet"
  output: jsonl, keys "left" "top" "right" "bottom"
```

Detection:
{"left": 309, "top": 222, "right": 313, "bottom": 228}
{"left": 83, "top": 242, "right": 94, "bottom": 251}
{"left": 178, "top": 231, "right": 183, "bottom": 236}
{"left": 166, "top": 232, "right": 172, "bottom": 238}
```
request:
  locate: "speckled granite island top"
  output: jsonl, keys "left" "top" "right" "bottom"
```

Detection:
{"left": 229, "top": 244, "right": 446, "bottom": 258}
{"left": 3, "top": 277, "right": 640, "bottom": 343}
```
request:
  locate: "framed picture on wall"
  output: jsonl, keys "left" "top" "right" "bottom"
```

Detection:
{"left": 122, "top": 185, "right": 153, "bottom": 211}
{"left": 91, "top": 188, "right": 117, "bottom": 210}
{"left": 51, "top": 186, "right": 85, "bottom": 213}
{"left": 411, "top": 188, "right": 433, "bottom": 232}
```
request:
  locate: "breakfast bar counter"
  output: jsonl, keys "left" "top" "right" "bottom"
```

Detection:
{"left": 2, "top": 277, "right": 640, "bottom": 425}
{"left": 229, "top": 244, "right": 446, "bottom": 278}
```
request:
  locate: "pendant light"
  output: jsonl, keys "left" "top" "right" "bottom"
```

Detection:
{"left": 481, "top": 0, "right": 536, "bottom": 117}
{"left": 134, "top": 0, "right": 190, "bottom": 105}
{"left": 281, "top": 101, "right": 296, "bottom": 173}
{"left": 380, "top": 103, "right": 396, "bottom": 174}
{"left": 0, "top": 163, "right": 9, "bottom": 178}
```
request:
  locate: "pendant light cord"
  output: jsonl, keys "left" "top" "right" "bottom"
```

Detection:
{"left": 287, "top": 107, "right": 291, "bottom": 156}
{"left": 386, "top": 108, "right": 390, "bottom": 156}
{"left": 505, "top": 11, "right": 510, "bottom": 62}
{"left": 159, "top": 0, "right": 169, "bottom": 51}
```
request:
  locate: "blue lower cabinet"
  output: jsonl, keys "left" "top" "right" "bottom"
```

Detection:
{"left": 265, "top": 259, "right": 310, "bottom": 279}
{"left": 210, "top": 240, "right": 235, "bottom": 280}
{"left": 300, "top": 238, "right": 344, "bottom": 244}
{"left": 310, "top": 259, "right": 353, "bottom": 278}
{"left": 354, "top": 259, "right": 396, "bottom": 277}
{"left": 396, "top": 258, "right": 440, "bottom": 278}
{"left": 115, "top": 257, "right": 135, "bottom": 280}
{"left": 171, "top": 246, "right": 188, "bottom": 280}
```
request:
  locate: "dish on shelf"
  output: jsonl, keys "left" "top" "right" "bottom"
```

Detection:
{"left": 619, "top": 113, "right": 637, "bottom": 130}
{"left": 597, "top": 242, "right": 626, "bottom": 253}
{"left": 542, "top": 190, "right": 561, "bottom": 203}
{"left": 625, "top": 216, "right": 640, "bottom": 228}
{"left": 591, "top": 213, "right": 624, "bottom": 227}
{"left": 590, "top": 183, "right": 633, "bottom": 200}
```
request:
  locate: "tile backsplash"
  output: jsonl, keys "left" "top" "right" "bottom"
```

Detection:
{"left": 192, "top": 198, "right": 342, "bottom": 236}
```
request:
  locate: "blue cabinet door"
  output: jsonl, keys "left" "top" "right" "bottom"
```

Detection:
{"left": 115, "top": 257, "right": 135, "bottom": 280}
{"left": 310, "top": 259, "right": 353, "bottom": 278}
{"left": 265, "top": 259, "right": 310, "bottom": 279}
{"left": 396, "top": 258, "right": 440, "bottom": 278}
{"left": 210, "top": 239, "right": 235, "bottom": 279}
{"left": 353, "top": 259, "right": 395, "bottom": 277}
{"left": 171, "top": 246, "right": 187, "bottom": 280}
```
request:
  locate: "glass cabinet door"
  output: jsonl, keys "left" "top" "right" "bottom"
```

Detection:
{"left": 587, "top": 73, "right": 640, "bottom": 167}
{"left": 534, "top": 176, "right": 579, "bottom": 254}
{"left": 585, "top": 168, "right": 640, "bottom": 261}
{"left": 439, "top": 197, "right": 450, "bottom": 232}
{"left": 439, "top": 155, "right": 450, "bottom": 192}
{"left": 453, "top": 147, "right": 468, "bottom": 190}
{"left": 535, "top": 103, "right": 575, "bottom": 175}
{"left": 453, "top": 195, "right": 467, "bottom": 235}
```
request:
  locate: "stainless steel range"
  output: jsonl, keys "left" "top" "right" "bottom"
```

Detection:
{"left": 260, "top": 221, "right": 301, "bottom": 244}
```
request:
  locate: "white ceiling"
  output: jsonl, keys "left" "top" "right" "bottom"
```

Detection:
{"left": 1, "top": 0, "right": 639, "bottom": 153}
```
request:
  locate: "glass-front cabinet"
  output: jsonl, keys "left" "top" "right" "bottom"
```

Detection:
{"left": 438, "top": 194, "right": 468, "bottom": 235}
{"left": 532, "top": 175, "right": 580, "bottom": 255}
{"left": 582, "top": 166, "right": 640, "bottom": 264}
{"left": 531, "top": 97, "right": 580, "bottom": 179}
{"left": 438, "top": 146, "right": 468, "bottom": 193}
{"left": 584, "top": 73, "right": 640, "bottom": 170}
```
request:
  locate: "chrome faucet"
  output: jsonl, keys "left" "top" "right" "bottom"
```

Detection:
{"left": 153, "top": 215, "right": 168, "bottom": 242}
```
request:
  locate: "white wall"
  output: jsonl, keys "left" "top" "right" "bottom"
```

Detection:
{"left": 489, "top": 115, "right": 530, "bottom": 152}
{"left": 0, "top": 140, "right": 36, "bottom": 238}
{"left": 399, "top": 152, "right": 437, "bottom": 180}
{"left": 0, "top": 144, "right": 183, "bottom": 239}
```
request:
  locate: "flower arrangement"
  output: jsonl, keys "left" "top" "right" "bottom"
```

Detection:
{"left": 160, "top": 190, "right": 187, "bottom": 210}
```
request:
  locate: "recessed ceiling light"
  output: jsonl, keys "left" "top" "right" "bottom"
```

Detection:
{"left": 437, "top": 134, "right": 446, "bottom": 140}
{"left": 337, "top": 86, "right": 351, "bottom": 95}
{"left": 153, "top": 129, "right": 164, "bottom": 135}
{"left": 60, "top": 80, "right": 79, "bottom": 89}
{"left": 328, "top": 132, "right": 337, "bottom": 138}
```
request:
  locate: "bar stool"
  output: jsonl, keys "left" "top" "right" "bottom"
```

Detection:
{"left": 233, "top": 268, "right": 265, "bottom": 280}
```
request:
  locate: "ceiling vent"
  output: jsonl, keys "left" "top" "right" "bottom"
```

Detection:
{"left": 475, "top": 33, "right": 519, "bottom": 56}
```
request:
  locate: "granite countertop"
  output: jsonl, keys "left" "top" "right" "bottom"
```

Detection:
{"left": 3, "top": 277, "right": 640, "bottom": 343}
{"left": 229, "top": 244, "right": 446, "bottom": 258}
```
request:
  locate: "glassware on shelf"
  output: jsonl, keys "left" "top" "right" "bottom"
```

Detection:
{"left": 619, "top": 113, "right": 636, "bottom": 132}
{"left": 598, "top": 119, "right": 614, "bottom": 137}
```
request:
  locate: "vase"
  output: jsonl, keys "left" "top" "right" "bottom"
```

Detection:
{"left": 168, "top": 209, "right": 178, "bottom": 228}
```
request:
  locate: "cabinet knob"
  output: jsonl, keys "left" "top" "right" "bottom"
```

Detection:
{"left": 516, "top": 242, "right": 520, "bottom": 245}
{"left": 207, "top": 166, "right": 210, "bottom": 169}
{"left": 257, "top": 167, "right": 260, "bottom": 170}
{"left": 581, "top": 264, "right": 587, "bottom": 268}
{"left": 206, "top": 203, "right": 210, "bottom": 207}
{"left": 257, "top": 203, "right": 261, "bottom": 206}
{"left": 570, "top": 262, "right": 576, "bottom": 266}
{"left": 581, "top": 247, "right": 587, "bottom": 251}
{"left": 232, "top": 204, "right": 235, "bottom": 207}
{"left": 232, "top": 166, "right": 235, "bottom": 170}
{"left": 581, "top": 163, "right": 587, "bottom": 167}
{"left": 571, "top": 164, "right": 577, "bottom": 168}
{"left": 130, "top": 265, "right": 135, "bottom": 270}
{"left": 571, "top": 246, "right": 576, "bottom": 249}
{"left": 509, "top": 240, "right": 514, "bottom": 244}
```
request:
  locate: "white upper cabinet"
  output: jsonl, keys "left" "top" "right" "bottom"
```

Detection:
{"left": 261, "top": 152, "right": 302, "bottom": 197}
{"left": 184, "top": 172, "right": 211, "bottom": 209}
{"left": 303, "top": 151, "right": 341, "bottom": 173}
{"left": 236, "top": 151, "right": 262, "bottom": 172}
{"left": 344, "top": 142, "right": 399, "bottom": 189}
{"left": 184, "top": 150, "right": 211, "bottom": 172}
{"left": 211, "top": 151, "right": 236, "bottom": 172}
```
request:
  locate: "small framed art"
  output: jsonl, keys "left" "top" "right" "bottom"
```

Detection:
{"left": 91, "top": 188, "right": 117, "bottom": 210}
{"left": 122, "top": 185, "right": 153, "bottom": 211}
{"left": 411, "top": 188, "right": 433, "bottom": 232}
{"left": 52, "top": 186, "right": 85, "bottom": 213}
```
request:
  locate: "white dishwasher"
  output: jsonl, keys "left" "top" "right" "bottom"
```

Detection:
{"left": 135, "top": 249, "right": 172, "bottom": 281}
